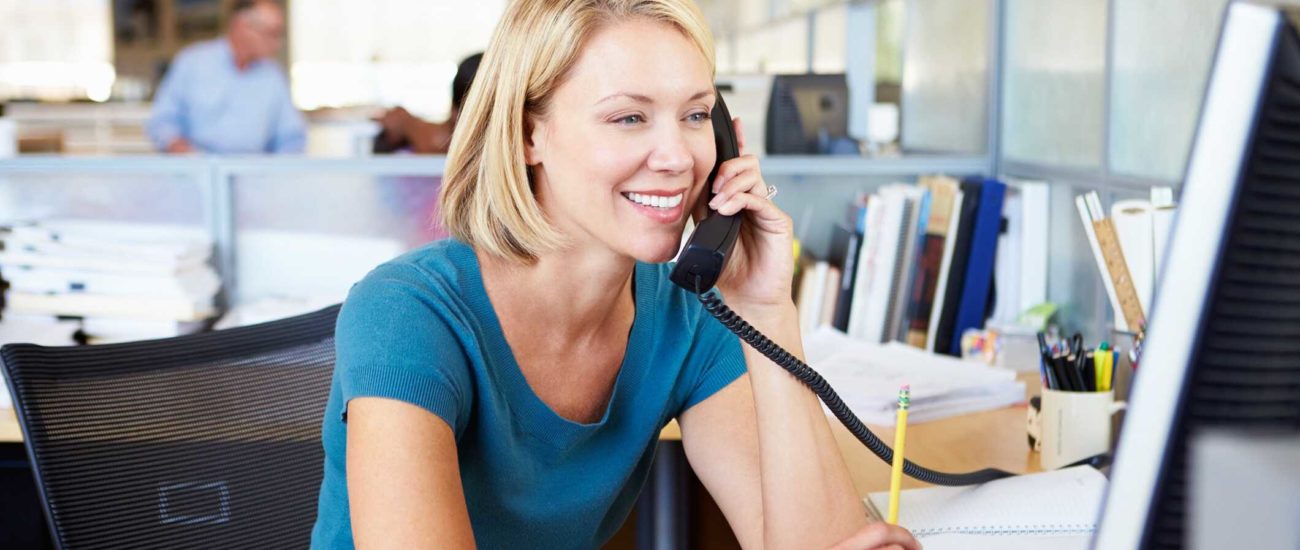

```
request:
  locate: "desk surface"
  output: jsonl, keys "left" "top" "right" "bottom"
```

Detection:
{"left": 1, "top": 375, "right": 1043, "bottom": 494}
{"left": 2, "top": 408, "right": 20, "bottom": 444}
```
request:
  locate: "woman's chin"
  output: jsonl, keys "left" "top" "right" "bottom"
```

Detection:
{"left": 626, "top": 237, "right": 685, "bottom": 264}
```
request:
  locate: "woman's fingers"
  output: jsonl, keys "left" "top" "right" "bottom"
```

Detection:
{"left": 826, "top": 522, "right": 922, "bottom": 550}
{"left": 711, "top": 154, "right": 762, "bottom": 193}
{"left": 733, "top": 116, "right": 747, "bottom": 154}
{"left": 710, "top": 186, "right": 788, "bottom": 227}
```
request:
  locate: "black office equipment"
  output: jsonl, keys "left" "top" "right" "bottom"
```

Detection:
{"left": 1, "top": 305, "right": 339, "bottom": 550}
{"left": 763, "top": 74, "right": 853, "bottom": 155}
{"left": 1096, "top": 2, "right": 1300, "bottom": 547}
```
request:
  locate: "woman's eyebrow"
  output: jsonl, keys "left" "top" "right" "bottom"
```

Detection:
{"left": 594, "top": 89, "right": 715, "bottom": 106}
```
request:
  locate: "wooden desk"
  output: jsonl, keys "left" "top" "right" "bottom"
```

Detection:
{"left": 1, "top": 408, "right": 20, "bottom": 444}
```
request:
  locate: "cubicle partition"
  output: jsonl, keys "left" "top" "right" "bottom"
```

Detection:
{"left": 0, "top": 157, "right": 442, "bottom": 319}
{"left": 1, "top": 154, "right": 991, "bottom": 326}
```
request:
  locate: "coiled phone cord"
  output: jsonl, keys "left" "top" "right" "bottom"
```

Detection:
{"left": 696, "top": 285, "right": 1016, "bottom": 487}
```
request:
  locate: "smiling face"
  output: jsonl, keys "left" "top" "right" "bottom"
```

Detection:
{"left": 524, "top": 18, "right": 716, "bottom": 263}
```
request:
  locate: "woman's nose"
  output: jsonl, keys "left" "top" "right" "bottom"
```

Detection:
{"left": 645, "top": 127, "right": 695, "bottom": 175}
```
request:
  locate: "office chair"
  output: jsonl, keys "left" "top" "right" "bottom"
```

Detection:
{"left": 1, "top": 305, "right": 340, "bottom": 550}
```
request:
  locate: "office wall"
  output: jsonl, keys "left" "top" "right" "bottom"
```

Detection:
{"left": 289, "top": 0, "right": 505, "bottom": 120}
{"left": 1108, "top": 0, "right": 1230, "bottom": 182}
{"left": 901, "top": 0, "right": 990, "bottom": 154}
{"left": 0, "top": 0, "right": 115, "bottom": 102}
{"left": 1002, "top": 0, "right": 1107, "bottom": 168}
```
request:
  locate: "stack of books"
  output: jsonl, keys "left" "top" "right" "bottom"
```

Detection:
{"left": 0, "top": 220, "right": 220, "bottom": 343}
{"left": 795, "top": 175, "right": 1049, "bottom": 356}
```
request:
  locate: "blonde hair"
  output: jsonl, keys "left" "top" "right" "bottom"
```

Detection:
{"left": 439, "top": 0, "right": 716, "bottom": 262}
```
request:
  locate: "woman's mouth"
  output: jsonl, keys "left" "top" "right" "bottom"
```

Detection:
{"left": 621, "top": 191, "right": 687, "bottom": 223}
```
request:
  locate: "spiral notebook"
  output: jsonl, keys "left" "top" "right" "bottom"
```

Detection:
{"left": 865, "top": 466, "right": 1105, "bottom": 549}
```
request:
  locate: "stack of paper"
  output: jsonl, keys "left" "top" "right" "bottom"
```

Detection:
{"left": 865, "top": 466, "right": 1106, "bottom": 549}
{"left": 803, "top": 327, "right": 1025, "bottom": 425}
{"left": 0, "top": 220, "right": 220, "bottom": 343}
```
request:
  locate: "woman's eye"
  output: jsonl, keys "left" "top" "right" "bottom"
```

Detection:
{"left": 615, "top": 114, "right": 644, "bottom": 125}
{"left": 686, "top": 112, "right": 711, "bottom": 123}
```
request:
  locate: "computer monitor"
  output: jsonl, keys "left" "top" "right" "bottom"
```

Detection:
{"left": 1095, "top": 1, "right": 1300, "bottom": 548}
{"left": 764, "top": 74, "right": 853, "bottom": 155}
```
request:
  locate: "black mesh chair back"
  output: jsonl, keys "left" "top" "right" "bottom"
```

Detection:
{"left": 1, "top": 305, "right": 340, "bottom": 550}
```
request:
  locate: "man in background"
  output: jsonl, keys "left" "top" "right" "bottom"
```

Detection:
{"left": 373, "top": 53, "right": 482, "bottom": 154}
{"left": 148, "top": 0, "right": 304, "bottom": 154}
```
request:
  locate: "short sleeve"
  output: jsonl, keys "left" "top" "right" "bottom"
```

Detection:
{"left": 334, "top": 265, "right": 472, "bottom": 435}
{"left": 679, "top": 315, "right": 748, "bottom": 412}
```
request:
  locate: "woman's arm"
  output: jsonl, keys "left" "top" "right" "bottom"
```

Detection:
{"left": 678, "top": 310, "right": 867, "bottom": 549}
{"left": 680, "top": 120, "right": 879, "bottom": 546}
{"left": 347, "top": 397, "right": 476, "bottom": 549}
{"left": 738, "top": 304, "right": 869, "bottom": 547}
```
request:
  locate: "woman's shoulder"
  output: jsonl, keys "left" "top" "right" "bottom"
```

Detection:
{"left": 343, "top": 239, "right": 483, "bottom": 321}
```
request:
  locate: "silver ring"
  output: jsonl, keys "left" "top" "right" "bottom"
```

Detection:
{"left": 765, "top": 184, "right": 778, "bottom": 199}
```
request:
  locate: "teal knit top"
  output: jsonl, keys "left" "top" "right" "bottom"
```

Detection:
{"left": 310, "top": 239, "right": 747, "bottom": 549}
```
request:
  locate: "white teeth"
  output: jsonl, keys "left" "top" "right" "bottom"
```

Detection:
{"left": 625, "top": 192, "right": 683, "bottom": 209}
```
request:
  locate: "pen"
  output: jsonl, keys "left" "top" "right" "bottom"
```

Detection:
{"left": 1052, "top": 351, "right": 1073, "bottom": 392}
{"left": 887, "top": 385, "right": 909, "bottom": 525}
{"left": 1066, "top": 351, "right": 1086, "bottom": 392}
{"left": 1083, "top": 351, "right": 1096, "bottom": 392}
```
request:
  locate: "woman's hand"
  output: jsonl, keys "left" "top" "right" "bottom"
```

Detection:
{"left": 707, "top": 117, "right": 796, "bottom": 314}
{"left": 827, "top": 522, "right": 922, "bottom": 550}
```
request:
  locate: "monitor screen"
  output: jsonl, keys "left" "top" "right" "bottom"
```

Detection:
{"left": 1096, "top": 2, "right": 1300, "bottom": 548}
{"left": 764, "top": 74, "right": 852, "bottom": 155}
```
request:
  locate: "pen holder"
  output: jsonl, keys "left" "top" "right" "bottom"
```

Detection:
{"left": 1029, "top": 388, "right": 1126, "bottom": 470}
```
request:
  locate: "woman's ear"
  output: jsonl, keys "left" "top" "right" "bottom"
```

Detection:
{"left": 523, "top": 116, "right": 545, "bottom": 166}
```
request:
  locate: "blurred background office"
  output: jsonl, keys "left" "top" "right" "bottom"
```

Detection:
{"left": 0, "top": 0, "right": 1241, "bottom": 548}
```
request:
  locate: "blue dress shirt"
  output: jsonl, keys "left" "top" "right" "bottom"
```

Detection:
{"left": 148, "top": 39, "right": 306, "bottom": 154}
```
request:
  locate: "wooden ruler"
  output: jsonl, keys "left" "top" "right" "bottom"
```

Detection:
{"left": 1092, "top": 218, "right": 1147, "bottom": 330}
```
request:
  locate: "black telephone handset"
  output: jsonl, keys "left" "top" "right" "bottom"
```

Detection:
{"left": 669, "top": 93, "right": 742, "bottom": 294}
{"left": 667, "top": 91, "right": 1061, "bottom": 487}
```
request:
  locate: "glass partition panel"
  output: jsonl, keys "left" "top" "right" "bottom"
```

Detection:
{"left": 1002, "top": 0, "right": 1107, "bottom": 167}
{"left": 812, "top": 4, "right": 848, "bottom": 74}
{"left": 0, "top": 171, "right": 205, "bottom": 226}
{"left": 230, "top": 172, "right": 442, "bottom": 306}
{"left": 1109, "top": 0, "right": 1229, "bottom": 182}
{"left": 901, "top": 0, "right": 990, "bottom": 154}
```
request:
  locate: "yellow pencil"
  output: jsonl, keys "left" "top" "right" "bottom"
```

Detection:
{"left": 887, "top": 385, "right": 910, "bottom": 525}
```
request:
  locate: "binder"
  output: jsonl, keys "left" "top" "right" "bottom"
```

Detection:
{"left": 932, "top": 179, "right": 984, "bottom": 355}
{"left": 949, "top": 179, "right": 1006, "bottom": 355}
{"left": 906, "top": 176, "right": 960, "bottom": 348}
{"left": 828, "top": 226, "right": 862, "bottom": 331}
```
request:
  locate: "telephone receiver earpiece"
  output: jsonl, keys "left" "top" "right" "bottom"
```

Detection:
{"left": 670, "top": 91, "right": 742, "bottom": 294}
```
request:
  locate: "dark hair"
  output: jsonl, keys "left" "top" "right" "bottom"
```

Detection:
{"left": 230, "top": 0, "right": 276, "bottom": 18}
{"left": 451, "top": 53, "right": 484, "bottom": 113}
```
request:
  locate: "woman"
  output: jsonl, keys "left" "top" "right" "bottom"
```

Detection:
{"left": 311, "top": 1, "right": 920, "bottom": 549}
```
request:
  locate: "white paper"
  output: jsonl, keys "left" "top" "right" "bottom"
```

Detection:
{"left": 804, "top": 327, "right": 1025, "bottom": 425}
{"left": 866, "top": 466, "right": 1106, "bottom": 539}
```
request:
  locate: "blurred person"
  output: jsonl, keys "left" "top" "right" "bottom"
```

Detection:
{"left": 373, "top": 53, "right": 483, "bottom": 154}
{"left": 147, "top": 0, "right": 304, "bottom": 154}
